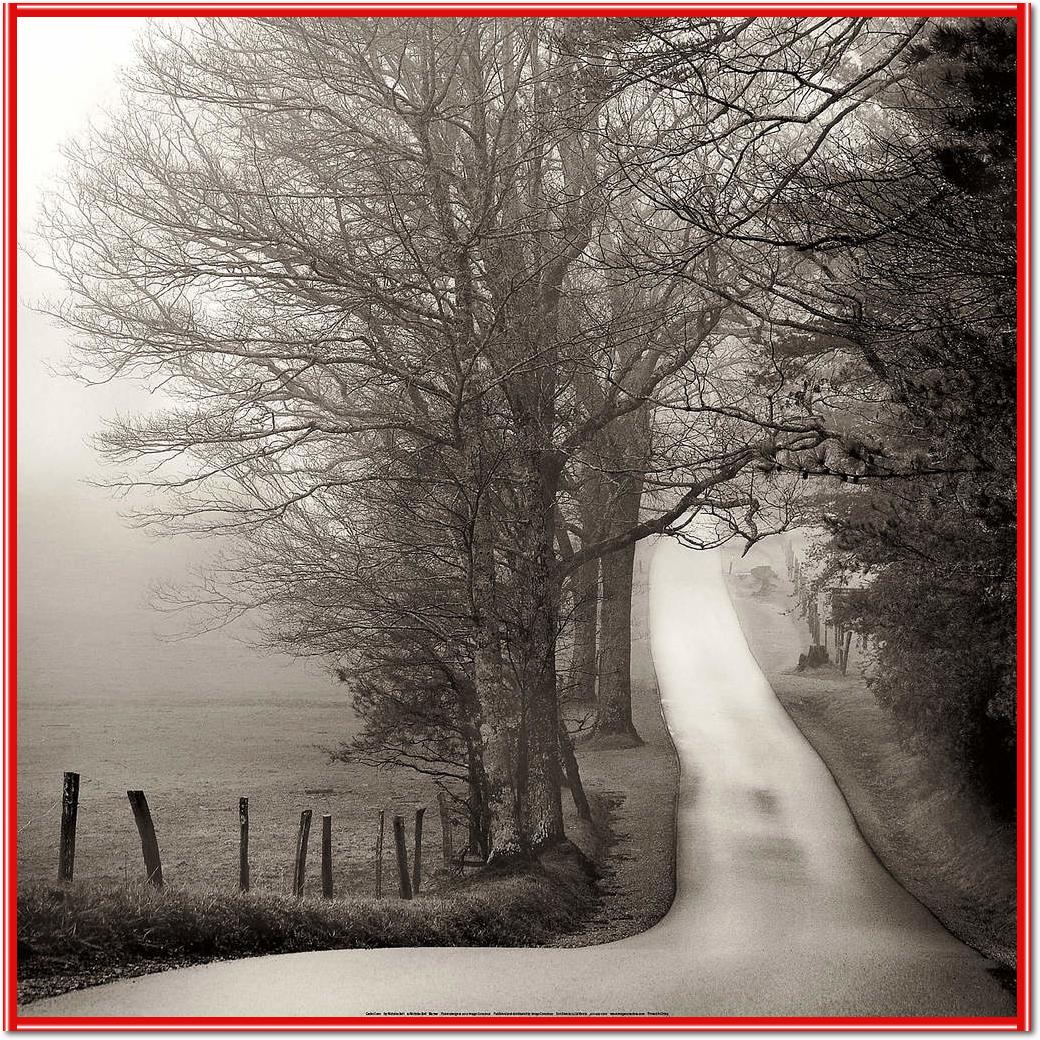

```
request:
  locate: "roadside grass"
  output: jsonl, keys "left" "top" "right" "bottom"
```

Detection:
{"left": 18, "top": 842, "right": 598, "bottom": 1005}
{"left": 725, "top": 552, "right": 1016, "bottom": 976}
{"left": 766, "top": 670, "right": 1016, "bottom": 972}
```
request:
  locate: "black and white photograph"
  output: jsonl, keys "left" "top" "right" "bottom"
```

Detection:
{"left": 9, "top": 5, "right": 1025, "bottom": 1026}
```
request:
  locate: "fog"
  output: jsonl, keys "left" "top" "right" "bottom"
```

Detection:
{"left": 17, "top": 19, "right": 326, "bottom": 704}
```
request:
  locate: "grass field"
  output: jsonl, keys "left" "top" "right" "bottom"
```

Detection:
{"left": 17, "top": 689, "right": 439, "bottom": 899}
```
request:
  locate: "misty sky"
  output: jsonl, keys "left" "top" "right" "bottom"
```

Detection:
{"left": 18, "top": 18, "right": 144, "bottom": 484}
{"left": 17, "top": 18, "right": 326, "bottom": 704}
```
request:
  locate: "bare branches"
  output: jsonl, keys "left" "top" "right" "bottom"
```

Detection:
{"left": 38, "top": 13, "right": 960, "bottom": 856}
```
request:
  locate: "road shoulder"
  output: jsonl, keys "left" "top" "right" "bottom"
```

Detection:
{"left": 726, "top": 568, "right": 1016, "bottom": 977}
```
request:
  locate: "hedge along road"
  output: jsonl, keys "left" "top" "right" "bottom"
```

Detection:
{"left": 23, "top": 539, "right": 1015, "bottom": 1020}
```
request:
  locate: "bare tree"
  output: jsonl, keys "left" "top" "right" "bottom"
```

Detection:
{"left": 39, "top": 14, "right": 935, "bottom": 859}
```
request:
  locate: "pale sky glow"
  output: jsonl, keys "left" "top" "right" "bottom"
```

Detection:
{"left": 18, "top": 17, "right": 148, "bottom": 484}
{"left": 16, "top": 17, "right": 324, "bottom": 705}
{"left": 18, "top": 18, "right": 143, "bottom": 226}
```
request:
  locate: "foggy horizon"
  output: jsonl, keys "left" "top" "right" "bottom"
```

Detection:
{"left": 18, "top": 18, "right": 326, "bottom": 707}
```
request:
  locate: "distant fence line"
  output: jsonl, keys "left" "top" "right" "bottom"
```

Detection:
{"left": 55, "top": 771, "right": 467, "bottom": 900}
{"left": 785, "top": 544, "right": 868, "bottom": 677}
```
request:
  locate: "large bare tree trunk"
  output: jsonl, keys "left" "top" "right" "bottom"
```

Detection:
{"left": 474, "top": 614, "right": 523, "bottom": 860}
{"left": 521, "top": 659, "right": 566, "bottom": 849}
{"left": 588, "top": 464, "right": 645, "bottom": 748}
{"left": 515, "top": 450, "right": 566, "bottom": 852}
{"left": 589, "top": 543, "right": 644, "bottom": 748}
{"left": 583, "top": 389, "right": 651, "bottom": 748}
{"left": 465, "top": 743, "right": 490, "bottom": 859}
{"left": 463, "top": 438, "right": 523, "bottom": 862}
{"left": 557, "top": 483, "right": 603, "bottom": 705}
{"left": 568, "top": 556, "right": 599, "bottom": 702}
{"left": 479, "top": 707, "right": 522, "bottom": 859}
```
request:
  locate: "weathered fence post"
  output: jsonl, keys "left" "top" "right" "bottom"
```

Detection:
{"left": 437, "top": 792, "right": 453, "bottom": 869}
{"left": 841, "top": 631, "right": 854, "bottom": 676}
{"left": 392, "top": 815, "right": 413, "bottom": 899}
{"left": 412, "top": 807, "right": 425, "bottom": 895}
{"left": 321, "top": 813, "right": 334, "bottom": 899}
{"left": 293, "top": 809, "right": 312, "bottom": 897}
{"left": 239, "top": 797, "right": 250, "bottom": 893}
{"left": 127, "top": 790, "right": 164, "bottom": 889}
{"left": 58, "top": 771, "right": 79, "bottom": 883}
{"left": 375, "top": 810, "right": 385, "bottom": 898}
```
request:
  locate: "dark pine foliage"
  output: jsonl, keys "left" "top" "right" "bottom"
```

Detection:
{"left": 823, "top": 18, "right": 1018, "bottom": 813}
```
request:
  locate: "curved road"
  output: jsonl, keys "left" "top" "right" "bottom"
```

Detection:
{"left": 24, "top": 540, "right": 1015, "bottom": 1020}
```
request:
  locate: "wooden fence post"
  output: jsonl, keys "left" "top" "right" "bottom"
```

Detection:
{"left": 58, "top": 771, "right": 79, "bottom": 883}
{"left": 412, "top": 807, "right": 425, "bottom": 895}
{"left": 375, "top": 810, "right": 385, "bottom": 898}
{"left": 127, "top": 790, "right": 164, "bottom": 889}
{"left": 239, "top": 798, "right": 250, "bottom": 893}
{"left": 437, "top": 792, "right": 453, "bottom": 869}
{"left": 321, "top": 814, "right": 333, "bottom": 899}
{"left": 393, "top": 815, "right": 412, "bottom": 900}
{"left": 293, "top": 809, "right": 312, "bottom": 897}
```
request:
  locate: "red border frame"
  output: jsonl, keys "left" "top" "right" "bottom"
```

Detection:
{"left": 1, "top": 2, "right": 1030, "bottom": 1031}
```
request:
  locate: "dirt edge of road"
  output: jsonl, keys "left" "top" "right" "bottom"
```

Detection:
{"left": 561, "top": 537, "right": 681, "bottom": 946}
{"left": 560, "top": 741, "right": 679, "bottom": 947}
{"left": 727, "top": 571, "right": 1016, "bottom": 981}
